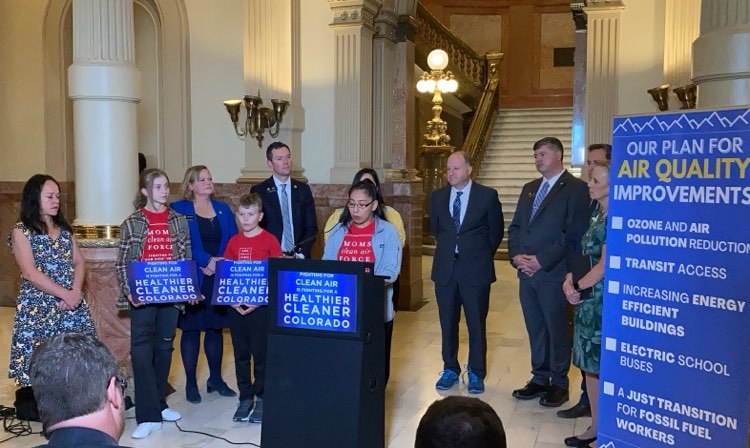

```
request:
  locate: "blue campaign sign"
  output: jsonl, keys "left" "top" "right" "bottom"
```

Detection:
{"left": 598, "top": 108, "right": 750, "bottom": 447}
{"left": 212, "top": 260, "right": 269, "bottom": 306}
{"left": 127, "top": 260, "right": 199, "bottom": 304}
{"left": 276, "top": 270, "right": 357, "bottom": 333}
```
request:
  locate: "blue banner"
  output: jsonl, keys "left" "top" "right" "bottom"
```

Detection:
{"left": 276, "top": 270, "right": 357, "bottom": 333}
{"left": 127, "top": 260, "right": 199, "bottom": 304}
{"left": 598, "top": 108, "right": 750, "bottom": 447}
{"left": 212, "top": 260, "right": 269, "bottom": 306}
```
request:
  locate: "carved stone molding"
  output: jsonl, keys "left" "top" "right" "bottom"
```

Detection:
{"left": 585, "top": 0, "right": 625, "bottom": 7}
{"left": 571, "top": 2, "right": 587, "bottom": 30}
{"left": 700, "top": 0, "right": 750, "bottom": 33}
{"left": 329, "top": 0, "right": 382, "bottom": 29}
{"left": 395, "top": 13, "right": 418, "bottom": 43}
{"left": 375, "top": 7, "right": 399, "bottom": 41}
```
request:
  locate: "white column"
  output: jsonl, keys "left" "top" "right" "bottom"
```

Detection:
{"left": 663, "top": 0, "right": 700, "bottom": 109}
{"left": 238, "top": 0, "right": 305, "bottom": 182}
{"left": 68, "top": 0, "right": 141, "bottom": 226}
{"left": 583, "top": 0, "right": 624, "bottom": 147}
{"left": 693, "top": 0, "right": 750, "bottom": 108}
{"left": 328, "top": 0, "right": 381, "bottom": 183}
{"left": 372, "top": 4, "right": 397, "bottom": 176}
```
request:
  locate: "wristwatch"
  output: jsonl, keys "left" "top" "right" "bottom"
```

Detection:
{"left": 573, "top": 281, "right": 588, "bottom": 293}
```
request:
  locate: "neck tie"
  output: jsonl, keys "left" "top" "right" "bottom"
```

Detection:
{"left": 452, "top": 191, "right": 463, "bottom": 232}
{"left": 530, "top": 181, "right": 550, "bottom": 220}
{"left": 280, "top": 183, "right": 294, "bottom": 252}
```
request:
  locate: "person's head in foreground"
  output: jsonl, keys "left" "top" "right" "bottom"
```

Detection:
{"left": 30, "top": 333, "right": 125, "bottom": 442}
{"left": 415, "top": 396, "right": 507, "bottom": 448}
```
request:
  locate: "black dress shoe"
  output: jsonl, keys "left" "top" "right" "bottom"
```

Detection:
{"left": 564, "top": 435, "right": 596, "bottom": 447}
{"left": 512, "top": 382, "right": 549, "bottom": 400}
{"left": 540, "top": 385, "right": 569, "bottom": 407}
{"left": 557, "top": 402, "right": 592, "bottom": 418}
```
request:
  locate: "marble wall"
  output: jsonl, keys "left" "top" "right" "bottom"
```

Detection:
{"left": 0, "top": 181, "right": 425, "bottom": 310}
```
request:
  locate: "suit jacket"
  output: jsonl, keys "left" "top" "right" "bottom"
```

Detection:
{"left": 34, "top": 427, "right": 126, "bottom": 448}
{"left": 430, "top": 182, "right": 504, "bottom": 287}
{"left": 171, "top": 199, "right": 238, "bottom": 286}
{"left": 250, "top": 176, "right": 318, "bottom": 258}
{"left": 507, "top": 170, "right": 593, "bottom": 282}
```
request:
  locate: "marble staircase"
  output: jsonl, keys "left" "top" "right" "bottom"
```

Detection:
{"left": 476, "top": 107, "right": 574, "bottom": 257}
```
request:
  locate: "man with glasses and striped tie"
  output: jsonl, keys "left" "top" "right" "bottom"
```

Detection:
{"left": 430, "top": 151, "right": 504, "bottom": 395}
{"left": 251, "top": 142, "right": 318, "bottom": 259}
{"left": 508, "top": 137, "right": 593, "bottom": 409}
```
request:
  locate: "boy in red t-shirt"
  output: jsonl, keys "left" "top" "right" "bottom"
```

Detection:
{"left": 224, "top": 193, "right": 282, "bottom": 424}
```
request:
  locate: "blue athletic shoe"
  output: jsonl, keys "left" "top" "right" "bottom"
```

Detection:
{"left": 466, "top": 369, "right": 485, "bottom": 394}
{"left": 435, "top": 370, "right": 459, "bottom": 390}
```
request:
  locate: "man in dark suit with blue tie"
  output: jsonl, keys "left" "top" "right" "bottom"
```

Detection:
{"left": 508, "top": 137, "right": 592, "bottom": 408}
{"left": 431, "top": 151, "right": 504, "bottom": 394}
{"left": 250, "top": 141, "right": 318, "bottom": 258}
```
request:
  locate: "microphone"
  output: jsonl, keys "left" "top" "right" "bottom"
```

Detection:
{"left": 283, "top": 234, "right": 317, "bottom": 257}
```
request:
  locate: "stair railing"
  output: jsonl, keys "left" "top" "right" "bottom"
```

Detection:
{"left": 414, "top": 3, "right": 484, "bottom": 109}
{"left": 413, "top": 3, "right": 503, "bottom": 178}
{"left": 461, "top": 52, "right": 503, "bottom": 178}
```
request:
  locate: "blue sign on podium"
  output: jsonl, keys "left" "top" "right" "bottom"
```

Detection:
{"left": 598, "top": 108, "right": 750, "bottom": 447}
{"left": 276, "top": 270, "right": 358, "bottom": 333}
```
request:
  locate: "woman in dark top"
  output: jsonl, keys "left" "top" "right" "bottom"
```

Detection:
{"left": 172, "top": 165, "right": 238, "bottom": 404}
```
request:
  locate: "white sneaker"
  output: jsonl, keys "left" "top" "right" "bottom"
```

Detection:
{"left": 132, "top": 422, "right": 162, "bottom": 439}
{"left": 161, "top": 408, "right": 182, "bottom": 421}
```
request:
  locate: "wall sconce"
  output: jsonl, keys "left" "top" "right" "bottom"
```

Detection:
{"left": 647, "top": 84, "right": 670, "bottom": 111}
{"left": 222, "top": 93, "right": 289, "bottom": 147}
{"left": 416, "top": 49, "right": 459, "bottom": 146}
{"left": 673, "top": 84, "right": 697, "bottom": 109}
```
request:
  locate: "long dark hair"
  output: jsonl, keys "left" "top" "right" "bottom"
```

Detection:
{"left": 338, "top": 180, "right": 386, "bottom": 227}
{"left": 351, "top": 168, "right": 387, "bottom": 207}
{"left": 20, "top": 174, "right": 72, "bottom": 235}
{"left": 133, "top": 168, "right": 169, "bottom": 210}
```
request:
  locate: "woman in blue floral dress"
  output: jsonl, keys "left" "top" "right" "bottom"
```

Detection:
{"left": 7, "top": 174, "right": 96, "bottom": 388}
{"left": 563, "top": 160, "right": 609, "bottom": 448}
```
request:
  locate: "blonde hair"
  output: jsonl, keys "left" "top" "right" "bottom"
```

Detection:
{"left": 134, "top": 168, "right": 169, "bottom": 210}
{"left": 591, "top": 160, "right": 611, "bottom": 177}
{"left": 238, "top": 193, "right": 263, "bottom": 211}
{"left": 180, "top": 165, "right": 210, "bottom": 200}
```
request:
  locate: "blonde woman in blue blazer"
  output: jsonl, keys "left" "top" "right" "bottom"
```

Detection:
{"left": 172, "top": 165, "right": 238, "bottom": 404}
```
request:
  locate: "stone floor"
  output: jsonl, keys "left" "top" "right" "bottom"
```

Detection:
{"left": 0, "top": 257, "right": 588, "bottom": 447}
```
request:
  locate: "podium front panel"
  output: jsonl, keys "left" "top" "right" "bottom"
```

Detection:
{"left": 262, "top": 258, "right": 385, "bottom": 448}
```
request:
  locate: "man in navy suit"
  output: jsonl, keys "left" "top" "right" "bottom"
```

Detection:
{"left": 431, "top": 151, "right": 504, "bottom": 394}
{"left": 508, "top": 137, "right": 592, "bottom": 408}
{"left": 250, "top": 142, "right": 318, "bottom": 258}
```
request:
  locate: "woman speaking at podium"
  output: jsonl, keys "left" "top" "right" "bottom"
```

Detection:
{"left": 323, "top": 180, "right": 402, "bottom": 385}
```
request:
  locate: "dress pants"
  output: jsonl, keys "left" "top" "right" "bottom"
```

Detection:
{"left": 519, "top": 278, "right": 571, "bottom": 389}
{"left": 228, "top": 307, "right": 268, "bottom": 401}
{"left": 130, "top": 304, "right": 179, "bottom": 423}
{"left": 435, "top": 255, "right": 491, "bottom": 379}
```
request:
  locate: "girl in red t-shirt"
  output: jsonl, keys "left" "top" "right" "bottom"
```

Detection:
{"left": 115, "top": 169, "right": 193, "bottom": 439}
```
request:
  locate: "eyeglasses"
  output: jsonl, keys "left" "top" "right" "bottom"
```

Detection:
{"left": 114, "top": 376, "right": 128, "bottom": 394}
{"left": 346, "top": 200, "right": 374, "bottom": 210}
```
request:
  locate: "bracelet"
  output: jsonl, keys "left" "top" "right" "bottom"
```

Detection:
{"left": 573, "top": 281, "right": 588, "bottom": 293}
